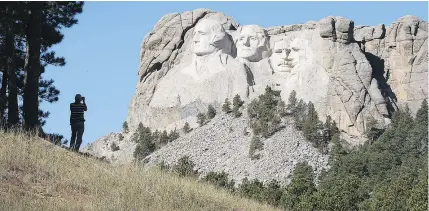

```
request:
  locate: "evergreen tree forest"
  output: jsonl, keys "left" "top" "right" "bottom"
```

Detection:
{"left": 133, "top": 122, "right": 180, "bottom": 161}
{"left": 161, "top": 90, "right": 428, "bottom": 211}
{"left": 208, "top": 100, "right": 429, "bottom": 210}
{"left": 0, "top": 2, "right": 84, "bottom": 137}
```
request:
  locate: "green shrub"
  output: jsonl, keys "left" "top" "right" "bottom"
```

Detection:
{"left": 286, "top": 90, "right": 297, "bottom": 113}
{"left": 232, "top": 94, "right": 244, "bottom": 117}
{"left": 159, "top": 130, "right": 169, "bottom": 146}
{"left": 222, "top": 98, "right": 232, "bottom": 113}
{"left": 364, "top": 117, "right": 383, "bottom": 143}
{"left": 203, "top": 171, "right": 235, "bottom": 191}
{"left": 247, "top": 86, "right": 284, "bottom": 138}
{"left": 197, "top": 113, "right": 206, "bottom": 126}
{"left": 249, "top": 136, "right": 263, "bottom": 160}
{"left": 158, "top": 161, "right": 170, "bottom": 171}
{"left": 207, "top": 104, "right": 216, "bottom": 119}
{"left": 183, "top": 122, "right": 191, "bottom": 133}
{"left": 280, "top": 162, "right": 316, "bottom": 210}
{"left": 111, "top": 142, "right": 120, "bottom": 151}
{"left": 168, "top": 129, "right": 180, "bottom": 142}
{"left": 122, "top": 121, "right": 129, "bottom": 133}
{"left": 173, "top": 156, "right": 199, "bottom": 178}
{"left": 237, "top": 178, "right": 282, "bottom": 206}
{"left": 132, "top": 123, "right": 155, "bottom": 161}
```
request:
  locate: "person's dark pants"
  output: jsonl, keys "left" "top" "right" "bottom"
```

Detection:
{"left": 70, "top": 121, "right": 85, "bottom": 151}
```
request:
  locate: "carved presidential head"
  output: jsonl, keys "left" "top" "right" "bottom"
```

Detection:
{"left": 192, "top": 19, "right": 230, "bottom": 56}
{"left": 270, "top": 37, "right": 308, "bottom": 73}
{"left": 235, "top": 25, "right": 269, "bottom": 62}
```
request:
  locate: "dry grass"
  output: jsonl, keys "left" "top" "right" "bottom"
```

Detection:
{"left": 0, "top": 130, "right": 279, "bottom": 211}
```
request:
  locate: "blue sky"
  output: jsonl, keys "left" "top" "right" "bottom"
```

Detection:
{"left": 42, "top": 1, "right": 428, "bottom": 147}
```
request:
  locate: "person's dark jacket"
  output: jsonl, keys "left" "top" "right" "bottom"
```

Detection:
{"left": 70, "top": 102, "right": 87, "bottom": 125}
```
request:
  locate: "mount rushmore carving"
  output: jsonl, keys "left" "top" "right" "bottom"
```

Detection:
{"left": 126, "top": 9, "right": 427, "bottom": 140}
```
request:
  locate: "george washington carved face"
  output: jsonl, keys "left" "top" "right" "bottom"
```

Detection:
{"left": 192, "top": 19, "right": 229, "bottom": 56}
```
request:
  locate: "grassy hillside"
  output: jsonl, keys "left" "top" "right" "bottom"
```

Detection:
{"left": 0, "top": 131, "right": 278, "bottom": 211}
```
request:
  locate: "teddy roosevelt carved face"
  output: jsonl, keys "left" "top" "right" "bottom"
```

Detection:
{"left": 192, "top": 19, "right": 228, "bottom": 56}
{"left": 236, "top": 25, "right": 269, "bottom": 62}
{"left": 270, "top": 39, "right": 302, "bottom": 73}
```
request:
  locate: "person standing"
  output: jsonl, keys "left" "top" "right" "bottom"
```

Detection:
{"left": 70, "top": 94, "right": 87, "bottom": 151}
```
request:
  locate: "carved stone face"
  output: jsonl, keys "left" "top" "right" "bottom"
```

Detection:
{"left": 192, "top": 19, "right": 225, "bottom": 56}
{"left": 270, "top": 39, "right": 300, "bottom": 73}
{"left": 236, "top": 25, "right": 268, "bottom": 62}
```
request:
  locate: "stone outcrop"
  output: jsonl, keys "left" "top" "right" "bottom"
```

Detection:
{"left": 84, "top": 9, "right": 427, "bottom": 183}
{"left": 354, "top": 15, "right": 428, "bottom": 114}
{"left": 265, "top": 18, "right": 390, "bottom": 137}
{"left": 125, "top": 10, "right": 427, "bottom": 138}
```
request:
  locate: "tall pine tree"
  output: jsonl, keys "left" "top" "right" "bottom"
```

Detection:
{"left": 23, "top": 1, "right": 84, "bottom": 131}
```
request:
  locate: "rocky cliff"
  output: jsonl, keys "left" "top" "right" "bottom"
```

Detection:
{"left": 83, "top": 9, "right": 427, "bottom": 184}
{"left": 126, "top": 9, "right": 427, "bottom": 137}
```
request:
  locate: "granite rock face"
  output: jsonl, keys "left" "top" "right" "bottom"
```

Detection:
{"left": 128, "top": 9, "right": 242, "bottom": 133}
{"left": 84, "top": 9, "right": 427, "bottom": 183}
{"left": 126, "top": 11, "right": 426, "bottom": 138}
{"left": 265, "top": 17, "right": 390, "bottom": 137}
{"left": 354, "top": 15, "right": 428, "bottom": 114}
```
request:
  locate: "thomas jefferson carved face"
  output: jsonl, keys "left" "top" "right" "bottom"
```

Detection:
{"left": 236, "top": 25, "right": 268, "bottom": 62}
{"left": 192, "top": 19, "right": 227, "bottom": 56}
{"left": 270, "top": 39, "right": 302, "bottom": 73}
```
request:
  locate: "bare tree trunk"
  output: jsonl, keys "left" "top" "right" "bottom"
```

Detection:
{"left": 0, "top": 64, "right": 7, "bottom": 126}
{"left": 23, "top": 2, "right": 42, "bottom": 131}
{"left": 5, "top": 29, "right": 18, "bottom": 127}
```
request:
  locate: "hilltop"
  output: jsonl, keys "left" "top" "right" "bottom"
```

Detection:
{"left": 0, "top": 130, "right": 278, "bottom": 211}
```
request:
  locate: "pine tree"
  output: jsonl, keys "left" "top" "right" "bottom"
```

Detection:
{"left": 183, "top": 122, "right": 190, "bottom": 133}
{"left": 364, "top": 117, "right": 380, "bottom": 143}
{"left": 122, "top": 121, "right": 129, "bottom": 133}
{"left": 278, "top": 100, "right": 286, "bottom": 117}
{"left": 414, "top": 99, "right": 428, "bottom": 126}
{"left": 159, "top": 130, "right": 169, "bottom": 145}
{"left": 323, "top": 115, "right": 339, "bottom": 143}
{"left": 233, "top": 94, "right": 244, "bottom": 117}
{"left": 23, "top": 2, "right": 84, "bottom": 131}
{"left": 197, "top": 113, "right": 206, "bottom": 126}
{"left": 280, "top": 162, "right": 316, "bottom": 210}
{"left": 151, "top": 129, "right": 160, "bottom": 147}
{"left": 203, "top": 171, "right": 235, "bottom": 191}
{"left": 222, "top": 98, "right": 232, "bottom": 113}
{"left": 173, "top": 156, "right": 198, "bottom": 178}
{"left": 294, "top": 99, "right": 307, "bottom": 130}
{"left": 0, "top": 2, "right": 84, "bottom": 130}
{"left": 314, "top": 174, "right": 363, "bottom": 211}
{"left": 249, "top": 136, "right": 263, "bottom": 159}
{"left": 407, "top": 99, "right": 428, "bottom": 156}
{"left": 303, "top": 102, "right": 324, "bottom": 150}
{"left": 0, "top": 4, "right": 19, "bottom": 127}
{"left": 168, "top": 129, "right": 180, "bottom": 142}
{"left": 207, "top": 104, "right": 216, "bottom": 119}
{"left": 233, "top": 94, "right": 244, "bottom": 108}
{"left": 287, "top": 90, "right": 297, "bottom": 112}
{"left": 407, "top": 171, "right": 428, "bottom": 211}
{"left": 247, "top": 86, "right": 283, "bottom": 138}
{"left": 133, "top": 123, "right": 155, "bottom": 161}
